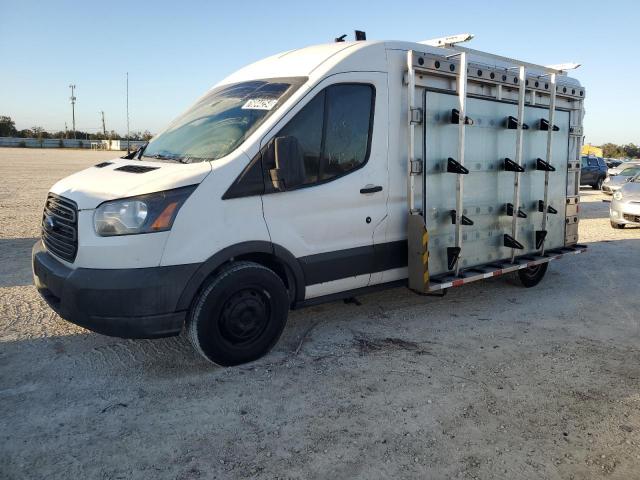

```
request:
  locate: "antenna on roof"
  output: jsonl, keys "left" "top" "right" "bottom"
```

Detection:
{"left": 335, "top": 34, "right": 347, "bottom": 43}
{"left": 420, "top": 33, "right": 474, "bottom": 47}
{"left": 355, "top": 30, "right": 366, "bottom": 41}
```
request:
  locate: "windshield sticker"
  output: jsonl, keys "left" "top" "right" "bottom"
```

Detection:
{"left": 242, "top": 98, "right": 279, "bottom": 110}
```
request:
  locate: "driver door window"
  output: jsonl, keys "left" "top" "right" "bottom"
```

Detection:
{"left": 265, "top": 83, "right": 375, "bottom": 191}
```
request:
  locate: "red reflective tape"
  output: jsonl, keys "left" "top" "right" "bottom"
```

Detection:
{"left": 452, "top": 279, "right": 465, "bottom": 287}
{"left": 493, "top": 270, "right": 503, "bottom": 277}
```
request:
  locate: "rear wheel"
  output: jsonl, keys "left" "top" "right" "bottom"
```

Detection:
{"left": 611, "top": 221, "right": 625, "bottom": 229}
{"left": 515, "top": 263, "right": 549, "bottom": 288}
{"left": 186, "top": 261, "right": 289, "bottom": 366}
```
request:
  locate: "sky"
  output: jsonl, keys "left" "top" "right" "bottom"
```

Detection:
{"left": 1, "top": 0, "right": 638, "bottom": 145}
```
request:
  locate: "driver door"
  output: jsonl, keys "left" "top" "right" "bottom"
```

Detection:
{"left": 260, "top": 72, "right": 389, "bottom": 299}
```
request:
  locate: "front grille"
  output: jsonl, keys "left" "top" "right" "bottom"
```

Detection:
{"left": 42, "top": 193, "right": 78, "bottom": 262}
{"left": 623, "top": 213, "right": 640, "bottom": 223}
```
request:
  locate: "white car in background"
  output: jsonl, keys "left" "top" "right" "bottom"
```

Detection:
{"left": 610, "top": 174, "right": 640, "bottom": 228}
{"left": 602, "top": 162, "right": 640, "bottom": 195}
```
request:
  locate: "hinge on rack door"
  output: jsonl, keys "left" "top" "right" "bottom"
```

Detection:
{"left": 569, "top": 126, "right": 583, "bottom": 136}
{"left": 410, "top": 160, "right": 423, "bottom": 175}
{"left": 410, "top": 108, "right": 423, "bottom": 125}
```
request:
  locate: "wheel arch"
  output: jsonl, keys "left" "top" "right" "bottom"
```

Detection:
{"left": 176, "top": 241, "right": 305, "bottom": 311}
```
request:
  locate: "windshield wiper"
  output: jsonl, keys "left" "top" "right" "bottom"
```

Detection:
{"left": 142, "top": 152, "right": 184, "bottom": 162}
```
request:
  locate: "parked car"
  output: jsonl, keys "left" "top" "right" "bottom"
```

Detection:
{"left": 580, "top": 156, "right": 607, "bottom": 189}
{"left": 603, "top": 162, "right": 640, "bottom": 194}
{"left": 605, "top": 158, "right": 623, "bottom": 169}
{"left": 608, "top": 160, "right": 640, "bottom": 176}
{"left": 610, "top": 175, "right": 640, "bottom": 228}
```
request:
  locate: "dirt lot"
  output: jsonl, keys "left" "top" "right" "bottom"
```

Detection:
{"left": 1, "top": 148, "right": 639, "bottom": 479}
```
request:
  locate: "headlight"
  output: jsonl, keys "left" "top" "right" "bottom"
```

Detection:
{"left": 94, "top": 185, "right": 196, "bottom": 236}
{"left": 613, "top": 191, "right": 623, "bottom": 201}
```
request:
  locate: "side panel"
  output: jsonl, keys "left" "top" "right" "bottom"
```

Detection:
{"left": 161, "top": 151, "right": 272, "bottom": 266}
{"left": 423, "top": 91, "right": 569, "bottom": 276}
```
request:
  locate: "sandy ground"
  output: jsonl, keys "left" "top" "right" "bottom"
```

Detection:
{"left": 1, "top": 148, "right": 639, "bottom": 480}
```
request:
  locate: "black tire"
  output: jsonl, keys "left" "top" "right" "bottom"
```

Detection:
{"left": 611, "top": 221, "right": 625, "bottom": 229}
{"left": 515, "top": 263, "right": 548, "bottom": 288}
{"left": 186, "top": 261, "right": 289, "bottom": 366}
{"left": 592, "top": 177, "right": 604, "bottom": 190}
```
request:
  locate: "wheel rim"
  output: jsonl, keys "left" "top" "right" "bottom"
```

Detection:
{"left": 219, "top": 288, "right": 270, "bottom": 346}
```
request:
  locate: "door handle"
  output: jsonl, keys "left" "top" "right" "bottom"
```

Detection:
{"left": 360, "top": 185, "right": 383, "bottom": 194}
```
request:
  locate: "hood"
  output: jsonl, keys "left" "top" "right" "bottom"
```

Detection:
{"left": 620, "top": 181, "right": 640, "bottom": 201}
{"left": 50, "top": 158, "right": 212, "bottom": 210}
{"left": 607, "top": 175, "right": 633, "bottom": 186}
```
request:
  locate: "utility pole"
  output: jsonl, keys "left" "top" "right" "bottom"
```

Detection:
{"left": 69, "top": 84, "right": 77, "bottom": 139}
{"left": 126, "top": 72, "right": 130, "bottom": 153}
{"left": 100, "top": 111, "right": 106, "bottom": 137}
{"left": 64, "top": 122, "right": 68, "bottom": 139}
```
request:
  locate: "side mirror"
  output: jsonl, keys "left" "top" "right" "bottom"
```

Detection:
{"left": 269, "top": 136, "right": 305, "bottom": 190}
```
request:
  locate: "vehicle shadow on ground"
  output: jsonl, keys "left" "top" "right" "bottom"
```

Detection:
{"left": 0, "top": 237, "right": 38, "bottom": 287}
{"left": 3, "top": 238, "right": 638, "bottom": 380}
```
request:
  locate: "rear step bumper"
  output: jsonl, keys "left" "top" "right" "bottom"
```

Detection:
{"left": 427, "top": 244, "right": 587, "bottom": 291}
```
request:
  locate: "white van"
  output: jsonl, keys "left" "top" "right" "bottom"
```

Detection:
{"left": 33, "top": 35, "right": 586, "bottom": 365}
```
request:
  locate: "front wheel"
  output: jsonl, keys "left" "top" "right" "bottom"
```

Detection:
{"left": 515, "top": 263, "right": 549, "bottom": 288}
{"left": 611, "top": 221, "right": 625, "bottom": 229}
{"left": 186, "top": 261, "right": 290, "bottom": 366}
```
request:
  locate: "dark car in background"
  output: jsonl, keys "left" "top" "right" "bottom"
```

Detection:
{"left": 581, "top": 156, "right": 608, "bottom": 190}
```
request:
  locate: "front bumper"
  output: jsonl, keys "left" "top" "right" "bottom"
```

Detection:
{"left": 602, "top": 183, "right": 622, "bottom": 194}
{"left": 32, "top": 241, "right": 198, "bottom": 338}
{"left": 610, "top": 200, "right": 640, "bottom": 225}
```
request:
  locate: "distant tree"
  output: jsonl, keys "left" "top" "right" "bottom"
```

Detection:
{"left": 623, "top": 143, "right": 640, "bottom": 159}
{"left": 0, "top": 115, "right": 17, "bottom": 137}
{"left": 128, "top": 130, "right": 143, "bottom": 141}
{"left": 142, "top": 130, "right": 153, "bottom": 141}
{"left": 601, "top": 143, "right": 622, "bottom": 158}
{"left": 17, "top": 129, "right": 32, "bottom": 138}
{"left": 32, "top": 126, "right": 49, "bottom": 140}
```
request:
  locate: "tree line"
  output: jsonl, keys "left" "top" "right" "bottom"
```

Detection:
{"left": 600, "top": 143, "right": 640, "bottom": 159}
{"left": 0, "top": 115, "right": 153, "bottom": 141}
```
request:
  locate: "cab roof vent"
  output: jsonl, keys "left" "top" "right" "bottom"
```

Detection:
{"left": 114, "top": 165, "right": 160, "bottom": 174}
{"left": 94, "top": 162, "right": 113, "bottom": 168}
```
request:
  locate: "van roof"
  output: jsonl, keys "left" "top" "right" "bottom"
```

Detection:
{"left": 216, "top": 40, "right": 581, "bottom": 89}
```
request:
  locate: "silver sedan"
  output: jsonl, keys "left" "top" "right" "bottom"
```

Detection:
{"left": 603, "top": 163, "right": 640, "bottom": 195}
{"left": 610, "top": 175, "right": 640, "bottom": 228}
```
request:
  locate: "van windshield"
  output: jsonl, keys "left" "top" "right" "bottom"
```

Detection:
{"left": 143, "top": 77, "right": 306, "bottom": 163}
